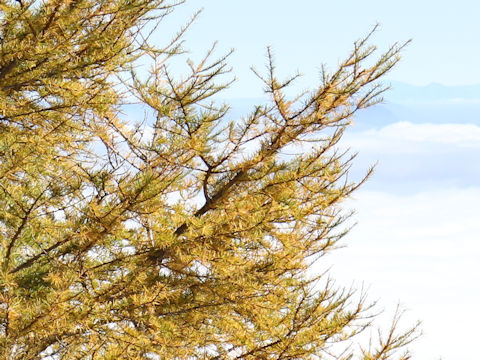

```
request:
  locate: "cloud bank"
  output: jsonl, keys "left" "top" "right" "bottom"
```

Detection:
{"left": 321, "top": 187, "right": 480, "bottom": 360}
{"left": 342, "top": 122, "right": 480, "bottom": 192}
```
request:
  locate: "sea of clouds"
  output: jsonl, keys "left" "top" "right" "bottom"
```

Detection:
{"left": 325, "top": 83, "right": 480, "bottom": 360}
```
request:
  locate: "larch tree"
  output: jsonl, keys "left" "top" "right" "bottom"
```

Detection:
{"left": 0, "top": 0, "right": 418, "bottom": 359}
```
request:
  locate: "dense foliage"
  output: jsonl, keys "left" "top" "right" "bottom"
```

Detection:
{"left": 0, "top": 1, "right": 417, "bottom": 359}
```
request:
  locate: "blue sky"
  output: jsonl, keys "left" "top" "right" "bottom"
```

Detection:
{"left": 162, "top": 0, "right": 480, "bottom": 97}
{"left": 150, "top": 2, "right": 480, "bottom": 359}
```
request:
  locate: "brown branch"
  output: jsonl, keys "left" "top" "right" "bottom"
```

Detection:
{"left": 3, "top": 189, "right": 46, "bottom": 270}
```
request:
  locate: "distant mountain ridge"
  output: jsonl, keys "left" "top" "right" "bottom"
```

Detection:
{"left": 387, "top": 81, "right": 480, "bottom": 103}
{"left": 352, "top": 82, "right": 480, "bottom": 130}
{"left": 221, "top": 82, "right": 480, "bottom": 130}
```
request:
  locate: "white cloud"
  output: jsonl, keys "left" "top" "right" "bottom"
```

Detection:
{"left": 318, "top": 187, "right": 480, "bottom": 360}
{"left": 340, "top": 121, "right": 480, "bottom": 192}
{"left": 345, "top": 122, "right": 480, "bottom": 152}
